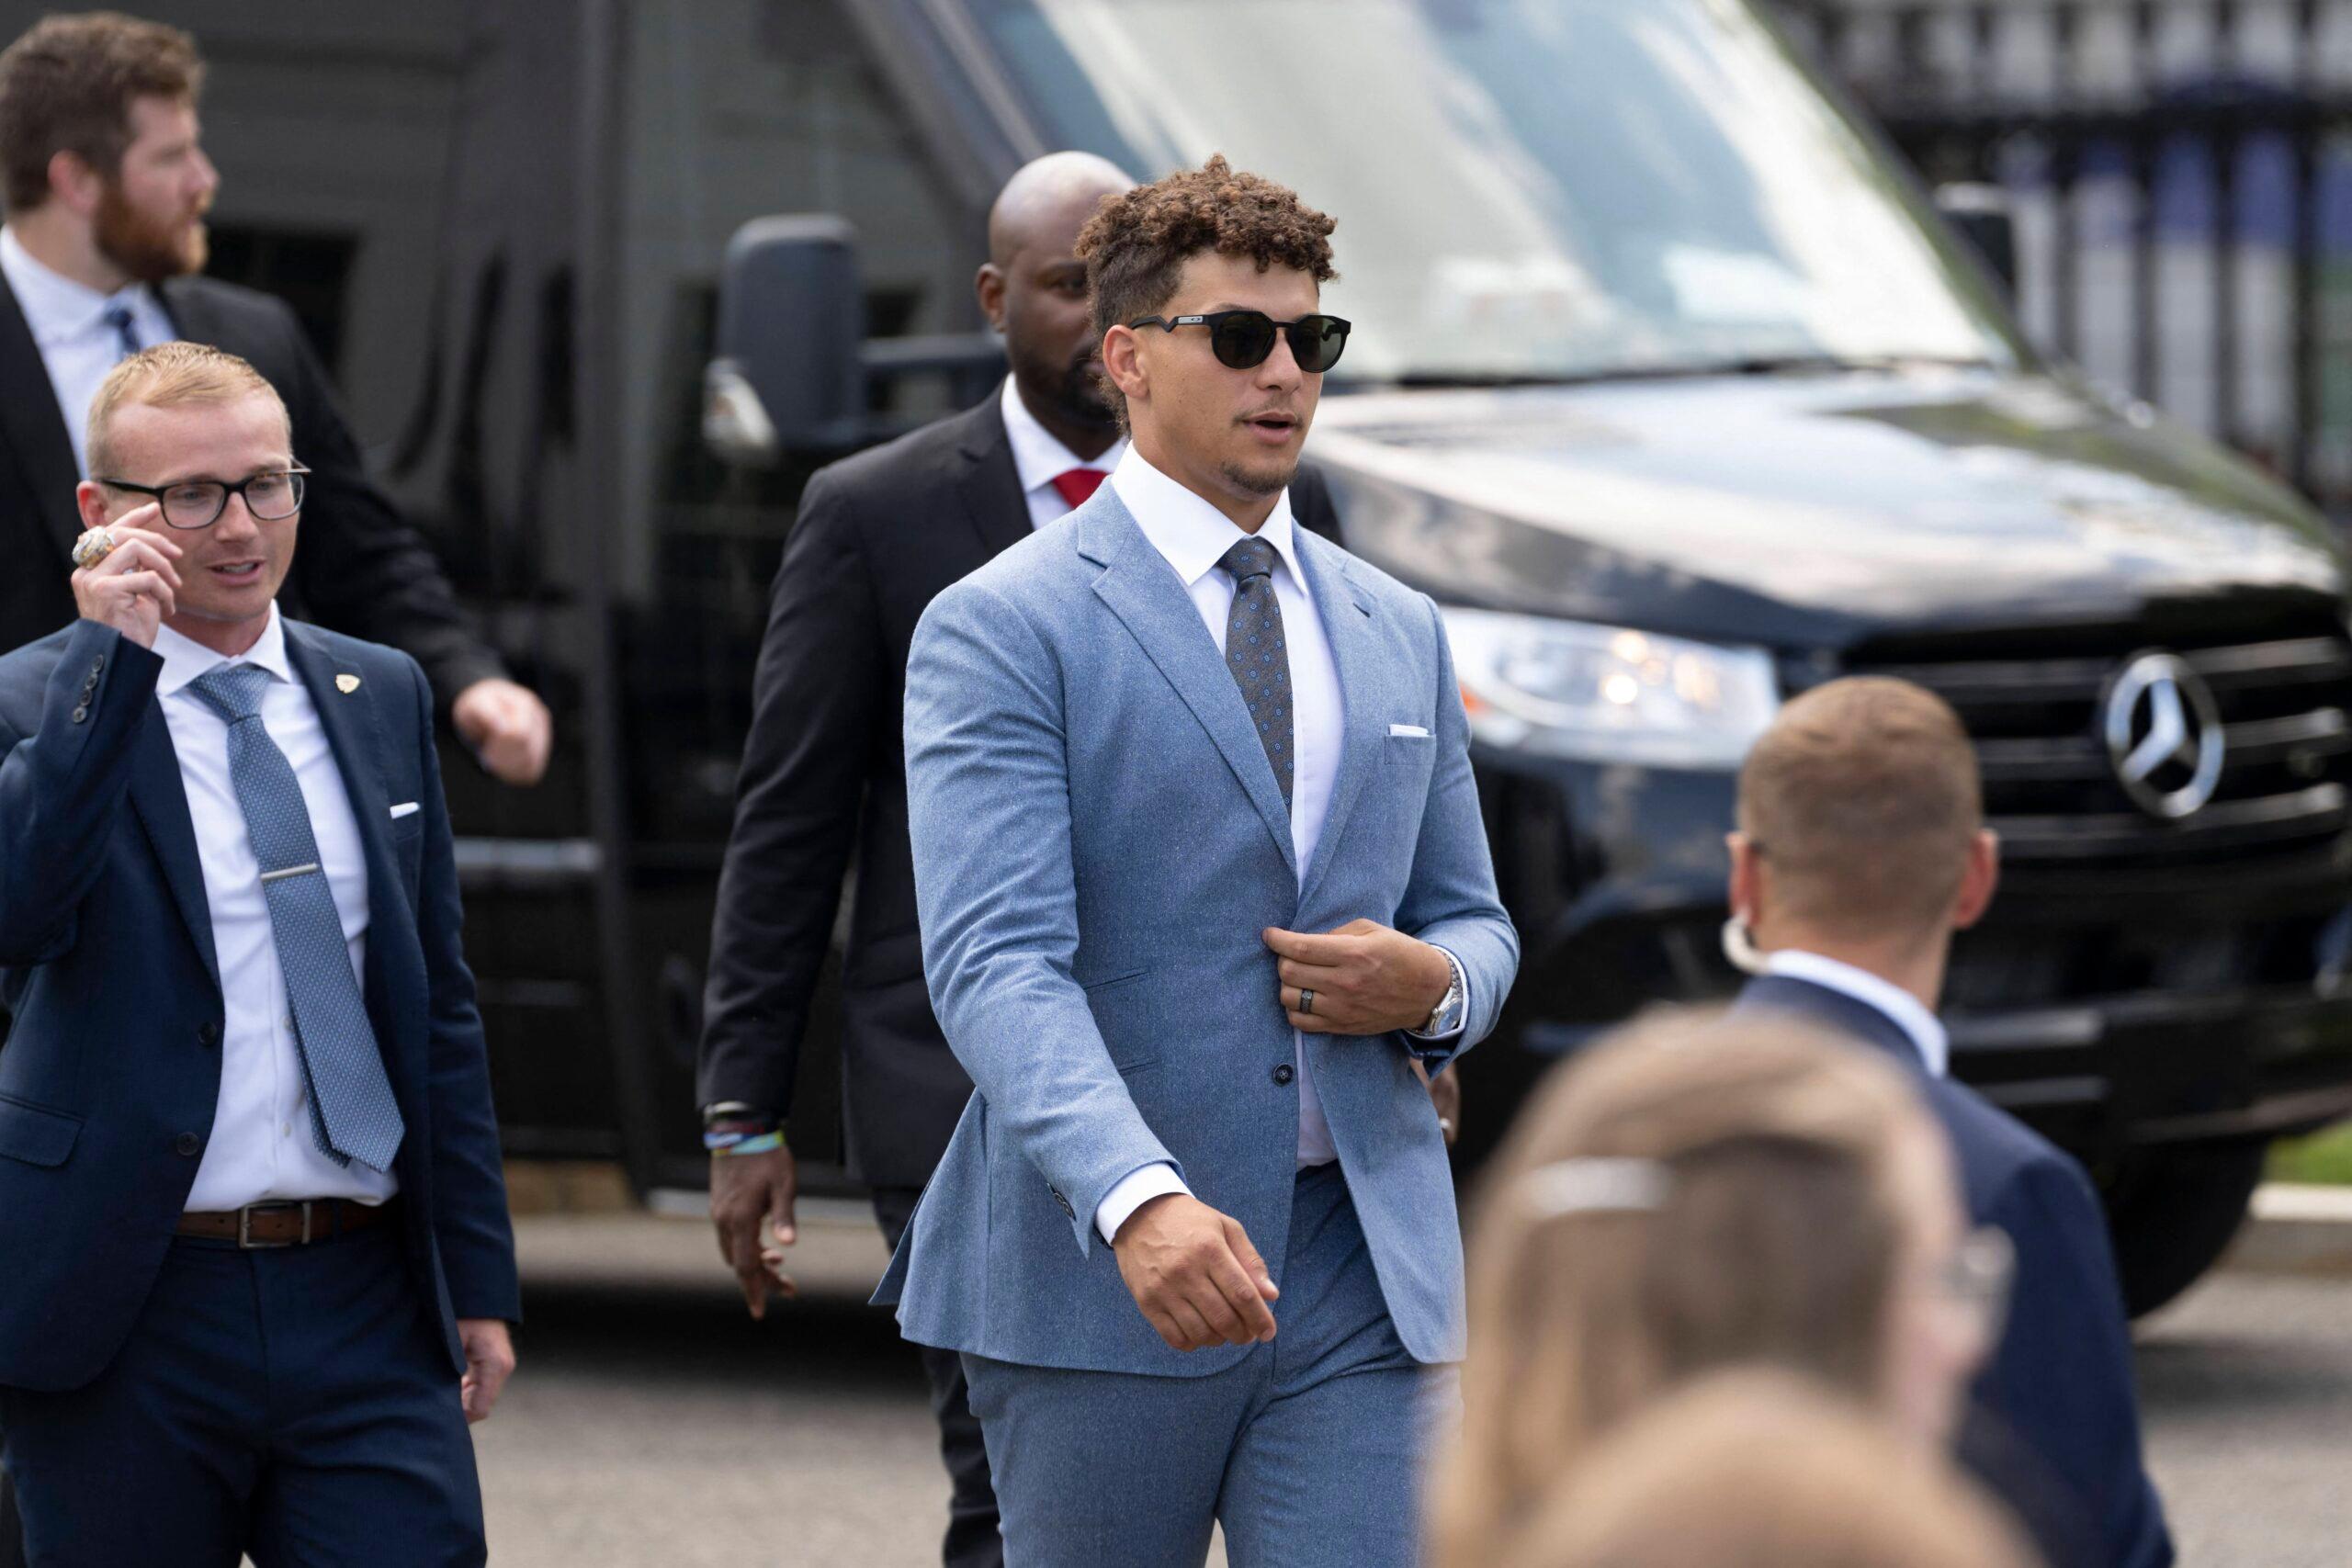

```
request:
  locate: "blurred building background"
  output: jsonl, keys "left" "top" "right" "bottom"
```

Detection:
{"left": 1781, "top": 0, "right": 2352, "bottom": 514}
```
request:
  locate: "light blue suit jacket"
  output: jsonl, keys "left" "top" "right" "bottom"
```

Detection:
{"left": 874, "top": 484, "right": 1517, "bottom": 1375}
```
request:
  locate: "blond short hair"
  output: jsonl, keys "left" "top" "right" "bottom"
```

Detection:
{"left": 1430, "top": 1010, "right": 1930, "bottom": 1568}
{"left": 1737, "top": 677, "right": 1983, "bottom": 944}
{"left": 86, "top": 341, "right": 289, "bottom": 478}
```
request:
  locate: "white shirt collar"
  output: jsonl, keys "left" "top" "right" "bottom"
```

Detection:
{"left": 1764, "top": 949, "right": 1950, "bottom": 1077}
{"left": 153, "top": 603, "right": 294, "bottom": 697}
{"left": 998, "top": 376, "right": 1124, "bottom": 498}
{"left": 1108, "top": 443, "right": 1306, "bottom": 594}
{"left": 0, "top": 224, "right": 151, "bottom": 348}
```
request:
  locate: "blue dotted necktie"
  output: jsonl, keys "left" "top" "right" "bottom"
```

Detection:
{"left": 101, "top": 303, "right": 141, "bottom": 361}
{"left": 1219, "top": 537, "right": 1293, "bottom": 806}
{"left": 187, "top": 665, "right": 405, "bottom": 1173}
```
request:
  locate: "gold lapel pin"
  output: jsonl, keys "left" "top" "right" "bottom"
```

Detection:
{"left": 335, "top": 673, "right": 361, "bottom": 694}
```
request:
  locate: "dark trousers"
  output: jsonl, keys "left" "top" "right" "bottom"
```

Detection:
{"left": 873, "top": 1185, "right": 1002, "bottom": 1568}
{"left": 1, "top": 1224, "right": 483, "bottom": 1567}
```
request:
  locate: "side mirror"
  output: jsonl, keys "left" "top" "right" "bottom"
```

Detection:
{"left": 713, "top": 214, "right": 866, "bottom": 454}
{"left": 1935, "top": 183, "right": 2018, "bottom": 300}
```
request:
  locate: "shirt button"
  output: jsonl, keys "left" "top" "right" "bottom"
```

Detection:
{"left": 197, "top": 1021, "right": 220, "bottom": 1046}
{"left": 175, "top": 1133, "right": 202, "bottom": 1157}
{"left": 1272, "top": 1063, "right": 1295, "bottom": 1086}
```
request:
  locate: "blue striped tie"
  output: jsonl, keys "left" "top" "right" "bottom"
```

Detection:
{"left": 188, "top": 665, "right": 405, "bottom": 1172}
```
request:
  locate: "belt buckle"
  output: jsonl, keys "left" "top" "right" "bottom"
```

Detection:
{"left": 237, "top": 1201, "right": 311, "bottom": 1249}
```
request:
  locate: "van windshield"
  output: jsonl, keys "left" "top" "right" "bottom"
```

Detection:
{"left": 961, "top": 0, "right": 2025, "bottom": 385}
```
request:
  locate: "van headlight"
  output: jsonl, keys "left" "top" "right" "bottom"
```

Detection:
{"left": 1441, "top": 609, "right": 1780, "bottom": 770}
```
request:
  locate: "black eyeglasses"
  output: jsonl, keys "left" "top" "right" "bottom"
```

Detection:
{"left": 1128, "top": 310, "right": 1351, "bottom": 374}
{"left": 95, "top": 467, "right": 311, "bottom": 530}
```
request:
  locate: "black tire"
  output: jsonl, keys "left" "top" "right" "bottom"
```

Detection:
{"left": 2100, "top": 1141, "right": 2267, "bottom": 1318}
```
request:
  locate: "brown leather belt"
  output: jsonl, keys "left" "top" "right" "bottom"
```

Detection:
{"left": 176, "top": 1198, "right": 398, "bottom": 1249}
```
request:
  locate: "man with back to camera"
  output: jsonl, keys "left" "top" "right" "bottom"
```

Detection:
{"left": 0, "top": 11, "right": 551, "bottom": 783}
{"left": 875, "top": 155, "right": 1519, "bottom": 1566}
{"left": 1728, "top": 676, "right": 2172, "bottom": 1568}
{"left": 696, "top": 151, "right": 1384, "bottom": 1566}
{"left": 0, "top": 343, "right": 517, "bottom": 1565}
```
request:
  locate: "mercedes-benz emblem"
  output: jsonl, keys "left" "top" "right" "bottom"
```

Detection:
{"left": 2103, "top": 652, "right": 2225, "bottom": 819}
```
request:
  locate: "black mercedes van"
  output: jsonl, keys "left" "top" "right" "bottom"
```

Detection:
{"left": 704, "top": 0, "right": 2352, "bottom": 1312}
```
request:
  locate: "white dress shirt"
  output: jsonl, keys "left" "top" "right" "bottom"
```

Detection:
{"left": 1764, "top": 949, "right": 1951, "bottom": 1078}
{"left": 153, "top": 605, "right": 397, "bottom": 1211}
{"left": 999, "top": 376, "right": 1126, "bottom": 531}
{"left": 1091, "top": 446, "right": 1463, "bottom": 1244}
{"left": 0, "top": 225, "right": 175, "bottom": 477}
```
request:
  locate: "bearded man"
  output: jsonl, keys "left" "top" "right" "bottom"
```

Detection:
{"left": 0, "top": 11, "right": 550, "bottom": 784}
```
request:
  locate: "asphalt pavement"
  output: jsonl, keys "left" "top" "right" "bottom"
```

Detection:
{"left": 472, "top": 1202, "right": 2351, "bottom": 1567}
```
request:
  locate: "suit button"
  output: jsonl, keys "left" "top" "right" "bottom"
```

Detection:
{"left": 197, "top": 1021, "right": 220, "bottom": 1046}
{"left": 90, "top": 656, "right": 104, "bottom": 675}
{"left": 1272, "top": 1063, "right": 1295, "bottom": 1086}
{"left": 175, "top": 1133, "right": 202, "bottom": 1157}
{"left": 70, "top": 705, "right": 88, "bottom": 724}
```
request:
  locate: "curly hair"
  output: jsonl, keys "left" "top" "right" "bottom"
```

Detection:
{"left": 1076, "top": 153, "right": 1338, "bottom": 346}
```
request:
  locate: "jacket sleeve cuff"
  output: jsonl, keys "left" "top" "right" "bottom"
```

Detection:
{"left": 1093, "top": 1162, "right": 1191, "bottom": 1247}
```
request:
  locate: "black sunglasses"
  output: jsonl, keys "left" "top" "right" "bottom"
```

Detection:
{"left": 1128, "top": 310, "right": 1351, "bottom": 374}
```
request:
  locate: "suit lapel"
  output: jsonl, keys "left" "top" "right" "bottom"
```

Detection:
{"left": 124, "top": 708, "right": 221, "bottom": 991}
{"left": 155, "top": 277, "right": 198, "bottom": 339}
{"left": 281, "top": 624, "right": 401, "bottom": 965}
{"left": 1298, "top": 538, "right": 1380, "bottom": 908}
{"left": 953, "top": 396, "right": 1034, "bottom": 560}
{"left": 1080, "top": 494, "right": 1299, "bottom": 880}
{"left": 0, "top": 272, "right": 86, "bottom": 566}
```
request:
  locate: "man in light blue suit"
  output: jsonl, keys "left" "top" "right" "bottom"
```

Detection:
{"left": 876, "top": 157, "right": 1518, "bottom": 1566}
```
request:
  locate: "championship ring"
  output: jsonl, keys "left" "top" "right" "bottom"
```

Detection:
{"left": 70, "top": 526, "right": 118, "bottom": 570}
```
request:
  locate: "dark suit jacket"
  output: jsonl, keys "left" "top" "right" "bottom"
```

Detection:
{"left": 697, "top": 389, "right": 1347, "bottom": 1188}
{"left": 0, "top": 271, "right": 504, "bottom": 711}
{"left": 0, "top": 616, "right": 519, "bottom": 1393}
{"left": 1736, "top": 974, "right": 2173, "bottom": 1568}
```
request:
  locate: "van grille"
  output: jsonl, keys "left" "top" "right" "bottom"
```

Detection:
{"left": 1832, "top": 626, "right": 2352, "bottom": 869}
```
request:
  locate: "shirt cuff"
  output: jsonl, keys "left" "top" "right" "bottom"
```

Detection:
{"left": 1405, "top": 945, "right": 1470, "bottom": 1043}
{"left": 1094, "top": 1162, "right": 1191, "bottom": 1246}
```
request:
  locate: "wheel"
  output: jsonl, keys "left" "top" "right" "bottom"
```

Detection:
{"left": 2099, "top": 1141, "right": 2267, "bottom": 1318}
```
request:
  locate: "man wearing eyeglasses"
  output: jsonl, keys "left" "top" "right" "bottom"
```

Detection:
{"left": 0, "top": 12, "right": 551, "bottom": 786}
{"left": 0, "top": 343, "right": 517, "bottom": 1566}
{"left": 1727, "top": 677, "right": 2172, "bottom": 1568}
{"left": 879, "top": 156, "right": 1517, "bottom": 1565}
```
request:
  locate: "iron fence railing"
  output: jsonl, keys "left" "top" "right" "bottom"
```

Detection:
{"left": 1777, "top": 1, "right": 2352, "bottom": 513}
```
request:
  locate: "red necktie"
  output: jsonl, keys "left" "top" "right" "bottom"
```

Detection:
{"left": 1051, "top": 468, "right": 1108, "bottom": 512}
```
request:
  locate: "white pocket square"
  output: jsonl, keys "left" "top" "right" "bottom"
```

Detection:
{"left": 1388, "top": 724, "right": 1432, "bottom": 739}
{"left": 389, "top": 801, "right": 421, "bottom": 819}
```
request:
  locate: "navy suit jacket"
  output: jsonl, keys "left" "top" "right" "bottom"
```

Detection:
{"left": 1736, "top": 974, "right": 2171, "bottom": 1568}
{"left": 0, "top": 616, "right": 518, "bottom": 1393}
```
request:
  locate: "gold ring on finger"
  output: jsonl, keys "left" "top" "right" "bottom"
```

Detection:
{"left": 70, "top": 526, "right": 118, "bottom": 570}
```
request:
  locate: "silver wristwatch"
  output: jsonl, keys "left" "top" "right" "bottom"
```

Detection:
{"left": 1421, "top": 948, "right": 1465, "bottom": 1036}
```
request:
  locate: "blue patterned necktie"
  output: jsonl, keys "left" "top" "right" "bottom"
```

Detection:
{"left": 1219, "top": 536, "right": 1293, "bottom": 806}
{"left": 101, "top": 302, "right": 141, "bottom": 361}
{"left": 187, "top": 664, "right": 405, "bottom": 1172}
